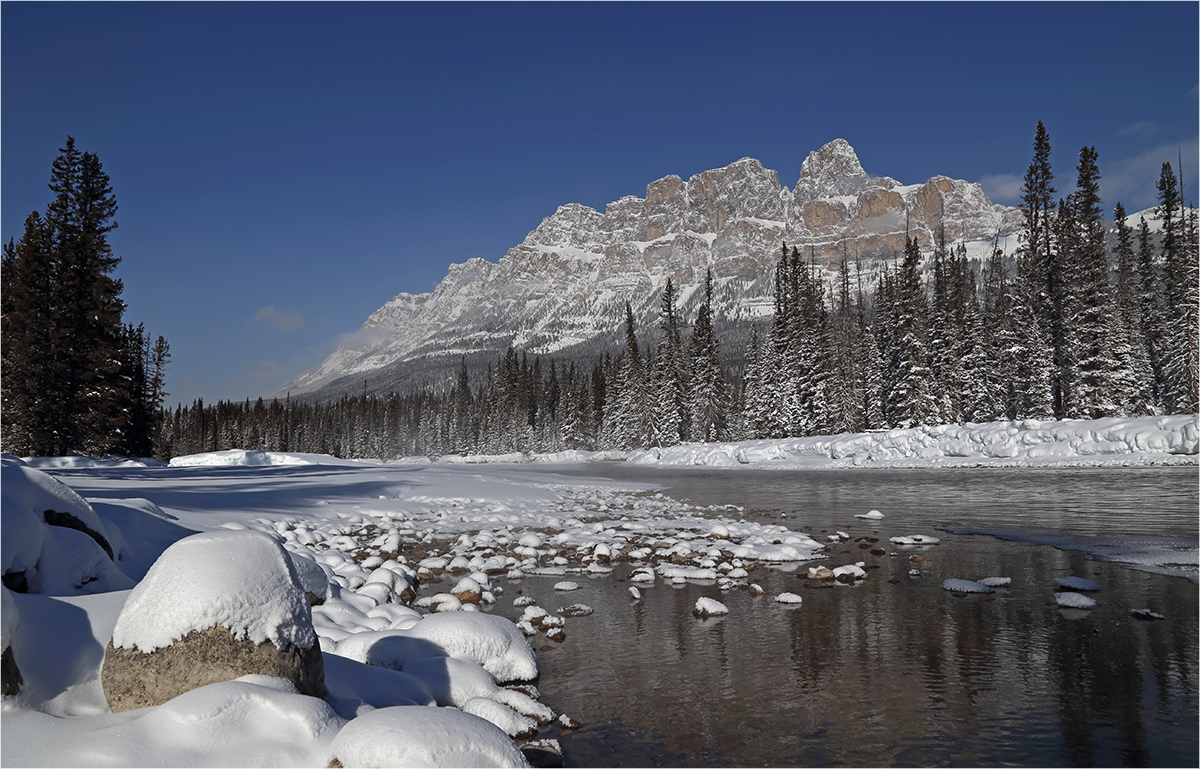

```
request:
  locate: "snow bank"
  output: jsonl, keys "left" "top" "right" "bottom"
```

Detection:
{"left": 168, "top": 450, "right": 369, "bottom": 467}
{"left": 626, "top": 415, "right": 1199, "bottom": 469}
{"left": 110, "top": 530, "right": 315, "bottom": 652}
{"left": 1, "top": 676, "right": 346, "bottom": 767}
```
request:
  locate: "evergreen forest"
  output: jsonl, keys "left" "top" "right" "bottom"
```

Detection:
{"left": 2, "top": 138, "right": 170, "bottom": 458}
{"left": 159, "top": 124, "right": 1199, "bottom": 462}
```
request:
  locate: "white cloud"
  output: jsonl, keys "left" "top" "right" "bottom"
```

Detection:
{"left": 1099, "top": 137, "right": 1199, "bottom": 213}
{"left": 1118, "top": 120, "right": 1160, "bottom": 138}
{"left": 243, "top": 360, "right": 288, "bottom": 384}
{"left": 979, "top": 173, "right": 1024, "bottom": 204}
{"left": 252, "top": 305, "right": 305, "bottom": 333}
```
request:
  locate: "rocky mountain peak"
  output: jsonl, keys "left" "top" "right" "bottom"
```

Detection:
{"left": 796, "top": 138, "right": 869, "bottom": 200}
{"left": 271, "top": 140, "right": 1024, "bottom": 401}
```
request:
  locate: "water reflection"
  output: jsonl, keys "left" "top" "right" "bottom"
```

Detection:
{"left": 500, "top": 466, "right": 1198, "bottom": 766}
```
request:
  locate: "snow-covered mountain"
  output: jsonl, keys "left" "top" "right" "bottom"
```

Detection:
{"left": 272, "top": 139, "right": 1023, "bottom": 399}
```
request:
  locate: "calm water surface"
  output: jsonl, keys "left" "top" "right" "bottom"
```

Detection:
{"left": 501, "top": 466, "right": 1198, "bottom": 767}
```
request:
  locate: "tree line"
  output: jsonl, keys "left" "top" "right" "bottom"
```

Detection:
{"left": 2, "top": 138, "right": 170, "bottom": 458}
{"left": 161, "top": 123, "right": 1197, "bottom": 461}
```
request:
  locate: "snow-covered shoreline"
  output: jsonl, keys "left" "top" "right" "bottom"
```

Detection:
{"left": 3, "top": 414, "right": 1197, "bottom": 766}
{"left": 372, "top": 415, "right": 1199, "bottom": 470}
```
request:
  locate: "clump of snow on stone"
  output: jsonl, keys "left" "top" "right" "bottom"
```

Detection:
{"left": 890, "top": 535, "right": 941, "bottom": 545}
{"left": 978, "top": 577, "right": 1012, "bottom": 587}
{"left": 329, "top": 705, "right": 529, "bottom": 768}
{"left": 628, "top": 586, "right": 641, "bottom": 600}
{"left": 775, "top": 592, "right": 803, "bottom": 604}
{"left": 856, "top": 510, "right": 885, "bottom": 519}
{"left": 110, "top": 529, "right": 315, "bottom": 652}
{"left": 553, "top": 581, "right": 579, "bottom": 591}
{"left": 1130, "top": 608, "right": 1166, "bottom": 621}
{"left": 693, "top": 597, "right": 729, "bottom": 617}
{"left": 1054, "top": 576, "right": 1102, "bottom": 592}
{"left": 1056, "top": 591, "right": 1099, "bottom": 609}
{"left": 942, "top": 578, "right": 995, "bottom": 594}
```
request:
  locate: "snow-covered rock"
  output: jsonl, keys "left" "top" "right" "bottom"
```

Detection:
{"left": 693, "top": 597, "right": 729, "bottom": 617}
{"left": 102, "top": 530, "right": 323, "bottom": 712}
{"left": 1, "top": 464, "right": 132, "bottom": 595}
{"left": 328, "top": 705, "right": 529, "bottom": 768}
{"left": 942, "top": 578, "right": 995, "bottom": 594}
{"left": 1054, "top": 576, "right": 1102, "bottom": 592}
{"left": 1056, "top": 591, "right": 1100, "bottom": 609}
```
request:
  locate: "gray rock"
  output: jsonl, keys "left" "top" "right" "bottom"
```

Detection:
{"left": 102, "top": 624, "right": 324, "bottom": 712}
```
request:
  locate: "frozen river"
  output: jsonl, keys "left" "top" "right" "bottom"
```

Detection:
{"left": 503, "top": 465, "right": 1198, "bottom": 767}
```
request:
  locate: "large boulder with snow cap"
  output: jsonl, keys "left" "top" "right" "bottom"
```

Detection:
{"left": 1, "top": 462, "right": 132, "bottom": 595}
{"left": 101, "top": 530, "right": 324, "bottom": 712}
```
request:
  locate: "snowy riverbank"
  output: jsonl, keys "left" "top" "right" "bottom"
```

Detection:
{"left": 3, "top": 416, "right": 1197, "bottom": 766}
{"left": 361, "top": 414, "right": 1200, "bottom": 470}
{"left": 627, "top": 415, "right": 1199, "bottom": 469}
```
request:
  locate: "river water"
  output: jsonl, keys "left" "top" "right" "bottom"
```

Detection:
{"left": 502, "top": 466, "right": 1198, "bottom": 767}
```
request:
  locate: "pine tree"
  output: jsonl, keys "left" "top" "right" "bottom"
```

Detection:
{"left": 1, "top": 138, "right": 165, "bottom": 457}
{"left": 1111, "top": 203, "right": 1156, "bottom": 414}
{"left": 688, "top": 268, "right": 726, "bottom": 442}
{"left": 1012, "top": 122, "right": 1058, "bottom": 419}
{"left": 649, "top": 277, "right": 686, "bottom": 445}
{"left": 1066, "top": 146, "right": 1120, "bottom": 417}
{"left": 609, "top": 302, "right": 648, "bottom": 449}
{"left": 1, "top": 213, "right": 56, "bottom": 455}
{"left": 891, "top": 236, "right": 938, "bottom": 427}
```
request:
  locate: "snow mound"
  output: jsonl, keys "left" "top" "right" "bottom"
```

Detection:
{"left": 168, "top": 450, "right": 367, "bottom": 467}
{"left": 1054, "top": 576, "right": 1102, "bottom": 592}
{"left": 329, "top": 705, "right": 529, "bottom": 768}
{"left": 402, "top": 612, "right": 539, "bottom": 682}
{"left": 856, "top": 509, "right": 885, "bottom": 519}
{"left": 110, "top": 529, "right": 316, "bottom": 652}
{"left": 553, "top": 581, "right": 580, "bottom": 591}
{"left": 942, "top": 578, "right": 995, "bottom": 594}
{"left": 2, "top": 676, "right": 346, "bottom": 767}
{"left": 1056, "top": 591, "right": 1099, "bottom": 609}
{"left": 775, "top": 592, "right": 803, "bottom": 604}
{"left": 978, "top": 577, "right": 1012, "bottom": 587}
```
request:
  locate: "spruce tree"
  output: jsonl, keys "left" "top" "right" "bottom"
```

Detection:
{"left": 688, "top": 269, "right": 726, "bottom": 442}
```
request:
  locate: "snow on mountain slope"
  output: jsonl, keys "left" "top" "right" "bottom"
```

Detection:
{"left": 272, "top": 140, "right": 1023, "bottom": 399}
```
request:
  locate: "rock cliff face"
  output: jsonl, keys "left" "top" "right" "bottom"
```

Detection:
{"left": 273, "top": 139, "right": 1022, "bottom": 399}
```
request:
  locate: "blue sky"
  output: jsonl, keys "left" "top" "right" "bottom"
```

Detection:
{"left": 3, "top": 1, "right": 1197, "bottom": 407}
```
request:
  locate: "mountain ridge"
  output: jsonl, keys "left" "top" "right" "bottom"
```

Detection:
{"left": 270, "top": 139, "right": 1023, "bottom": 400}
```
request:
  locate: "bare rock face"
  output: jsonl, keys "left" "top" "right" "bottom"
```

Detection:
{"left": 101, "top": 624, "right": 324, "bottom": 712}
{"left": 100, "top": 530, "right": 323, "bottom": 713}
